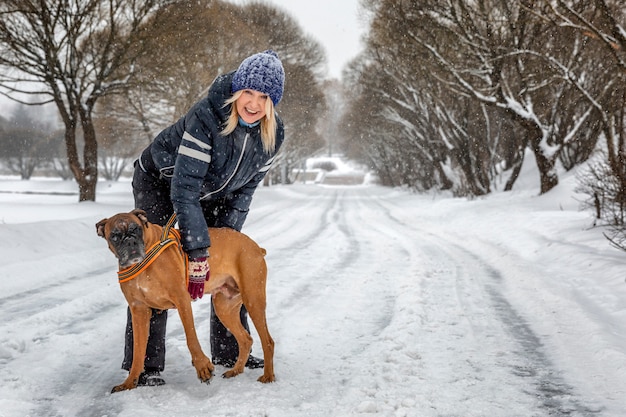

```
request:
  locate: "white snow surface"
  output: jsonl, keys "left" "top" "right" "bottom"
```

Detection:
{"left": 0, "top": 164, "right": 625, "bottom": 417}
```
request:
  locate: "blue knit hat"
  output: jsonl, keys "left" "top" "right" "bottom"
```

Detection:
{"left": 232, "top": 50, "right": 285, "bottom": 106}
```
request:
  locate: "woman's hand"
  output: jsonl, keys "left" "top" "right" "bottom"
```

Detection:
{"left": 188, "top": 257, "right": 210, "bottom": 299}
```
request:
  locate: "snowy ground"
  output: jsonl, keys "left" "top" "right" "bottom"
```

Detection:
{"left": 0, "top": 164, "right": 625, "bottom": 417}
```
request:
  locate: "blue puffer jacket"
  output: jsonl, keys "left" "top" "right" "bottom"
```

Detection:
{"left": 147, "top": 71, "right": 284, "bottom": 256}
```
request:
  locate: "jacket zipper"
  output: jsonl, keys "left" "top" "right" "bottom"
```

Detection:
{"left": 200, "top": 133, "right": 248, "bottom": 200}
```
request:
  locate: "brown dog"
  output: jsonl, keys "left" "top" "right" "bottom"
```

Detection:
{"left": 96, "top": 209, "right": 275, "bottom": 392}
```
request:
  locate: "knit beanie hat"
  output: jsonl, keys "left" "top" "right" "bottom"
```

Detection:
{"left": 232, "top": 50, "right": 285, "bottom": 106}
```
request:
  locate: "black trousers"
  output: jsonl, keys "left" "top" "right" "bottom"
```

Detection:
{"left": 122, "top": 157, "right": 251, "bottom": 371}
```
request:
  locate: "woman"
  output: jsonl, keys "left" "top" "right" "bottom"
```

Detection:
{"left": 123, "top": 50, "right": 285, "bottom": 386}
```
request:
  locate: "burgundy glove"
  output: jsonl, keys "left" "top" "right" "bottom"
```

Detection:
{"left": 188, "top": 257, "right": 210, "bottom": 300}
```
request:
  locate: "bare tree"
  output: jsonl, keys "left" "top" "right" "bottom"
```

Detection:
{"left": 0, "top": 0, "right": 167, "bottom": 201}
{"left": 343, "top": 0, "right": 606, "bottom": 195}
{"left": 412, "top": 0, "right": 604, "bottom": 193}
{"left": 0, "top": 104, "right": 54, "bottom": 179}
{"left": 343, "top": 0, "right": 501, "bottom": 194}
{"left": 544, "top": 0, "right": 626, "bottom": 247}
{"left": 340, "top": 54, "right": 431, "bottom": 189}
{"left": 547, "top": 1, "right": 626, "bottom": 198}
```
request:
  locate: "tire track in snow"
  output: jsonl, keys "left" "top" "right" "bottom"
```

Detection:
{"left": 324, "top": 190, "right": 432, "bottom": 416}
{"left": 0, "top": 267, "right": 127, "bottom": 417}
{"left": 245, "top": 186, "right": 337, "bottom": 248}
{"left": 256, "top": 188, "right": 352, "bottom": 311}
{"left": 368, "top": 194, "right": 603, "bottom": 416}
{"left": 481, "top": 261, "right": 603, "bottom": 416}
{"left": 254, "top": 187, "right": 412, "bottom": 412}
{"left": 0, "top": 266, "right": 115, "bottom": 322}
{"left": 265, "top": 187, "right": 459, "bottom": 415}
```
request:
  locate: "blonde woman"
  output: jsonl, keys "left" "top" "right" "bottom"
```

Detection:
{"left": 125, "top": 50, "right": 285, "bottom": 386}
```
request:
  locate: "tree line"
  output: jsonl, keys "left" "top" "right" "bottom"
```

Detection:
{"left": 341, "top": 0, "right": 625, "bottom": 201}
{"left": 0, "top": 0, "right": 327, "bottom": 201}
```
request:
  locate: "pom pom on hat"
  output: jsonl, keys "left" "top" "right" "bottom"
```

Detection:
{"left": 232, "top": 50, "right": 285, "bottom": 106}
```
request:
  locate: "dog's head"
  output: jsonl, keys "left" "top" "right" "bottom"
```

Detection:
{"left": 96, "top": 209, "right": 150, "bottom": 268}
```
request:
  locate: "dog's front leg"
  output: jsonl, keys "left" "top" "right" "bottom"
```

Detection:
{"left": 111, "top": 305, "right": 151, "bottom": 393}
{"left": 176, "top": 296, "right": 214, "bottom": 383}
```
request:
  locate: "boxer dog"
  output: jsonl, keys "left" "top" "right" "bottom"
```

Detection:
{"left": 96, "top": 209, "right": 275, "bottom": 393}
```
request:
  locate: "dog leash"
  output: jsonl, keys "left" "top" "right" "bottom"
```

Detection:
{"left": 117, "top": 214, "right": 186, "bottom": 283}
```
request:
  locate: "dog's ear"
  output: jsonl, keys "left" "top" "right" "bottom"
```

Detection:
{"left": 96, "top": 218, "right": 108, "bottom": 238}
{"left": 131, "top": 209, "right": 150, "bottom": 227}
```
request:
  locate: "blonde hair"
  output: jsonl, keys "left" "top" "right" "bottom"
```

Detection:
{"left": 222, "top": 90, "right": 278, "bottom": 153}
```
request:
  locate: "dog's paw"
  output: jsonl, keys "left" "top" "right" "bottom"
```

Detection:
{"left": 221, "top": 368, "right": 243, "bottom": 379}
{"left": 197, "top": 369, "right": 213, "bottom": 384}
{"left": 111, "top": 382, "right": 136, "bottom": 393}
{"left": 257, "top": 373, "right": 275, "bottom": 383}
{"left": 193, "top": 358, "right": 214, "bottom": 383}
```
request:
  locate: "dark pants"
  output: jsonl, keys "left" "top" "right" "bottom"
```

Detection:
{"left": 122, "top": 156, "right": 251, "bottom": 371}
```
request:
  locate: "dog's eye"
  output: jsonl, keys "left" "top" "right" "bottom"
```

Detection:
{"left": 128, "top": 223, "right": 143, "bottom": 239}
{"left": 109, "top": 232, "right": 122, "bottom": 242}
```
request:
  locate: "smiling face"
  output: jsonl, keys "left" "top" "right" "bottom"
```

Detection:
{"left": 235, "top": 89, "right": 268, "bottom": 124}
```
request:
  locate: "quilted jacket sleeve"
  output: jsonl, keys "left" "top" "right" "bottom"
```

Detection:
{"left": 170, "top": 104, "right": 213, "bottom": 257}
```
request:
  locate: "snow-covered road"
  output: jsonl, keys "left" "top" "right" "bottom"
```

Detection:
{"left": 1, "top": 180, "right": 624, "bottom": 417}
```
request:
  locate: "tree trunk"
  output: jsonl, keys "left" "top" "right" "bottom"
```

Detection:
{"left": 76, "top": 174, "right": 98, "bottom": 201}
{"left": 506, "top": 108, "right": 559, "bottom": 194}
{"left": 529, "top": 135, "right": 559, "bottom": 194}
{"left": 504, "top": 146, "right": 525, "bottom": 191}
{"left": 63, "top": 108, "right": 99, "bottom": 202}
{"left": 79, "top": 109, "right": 99, "bottom": 202}
{"left": 436, "top": 161, "right": 453, "bottom": 191}
{"left": 452, "top": 146, "right": 489, "bottom": 196}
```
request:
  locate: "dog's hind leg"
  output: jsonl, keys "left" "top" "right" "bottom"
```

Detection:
{"left": 246, "top": 298, "right": 275, "bottom": 383}
{"left": 239, "top": 254, "right": 275, "bottom": 383}
{"left": 213, "top": 295, "right": 252, "bottom": 379}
